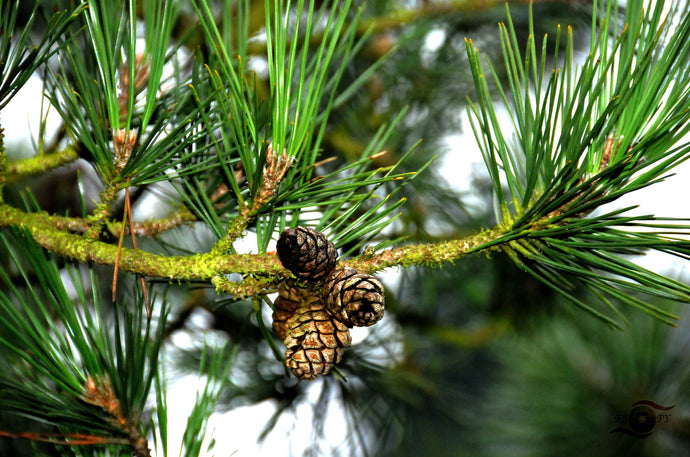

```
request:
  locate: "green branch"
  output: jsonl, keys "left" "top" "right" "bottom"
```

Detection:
{"left": 11, "top": 206, "right": 195, "bottom": 237}
{"left": 212, "top": 143, "right": 292, "bottom": 254}
{"left": 84, "top": 183, "right": 124, "bottom": 239}
{"left": 212, "top": 275, "right": 281, "bottom": 299}
{"left": 1, "top": 0, "right": 686, "bottom": 331}
{"left": 3, "top": 147, "right": 79, "bottom": 180}
{"left": 342, "top": 227, "right": 505, "bottom": 273}
{"left": 0, "top": 203, "right": 510, "bottom": 285}
{"left": 0, "top": 204, "right": 282, "bottom": 280}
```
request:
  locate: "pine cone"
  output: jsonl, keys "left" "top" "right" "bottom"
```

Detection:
{"left": 283, "top": 294, "right": 352, "bottom": 380}
{"left": 277, "top": 226, "right": 337, "bottom": 281}
{"left": 323, "top": 268, "right": 385, "bottom": 327}
{"left": 272, "top": 279, "right": 312, "bottom": 341}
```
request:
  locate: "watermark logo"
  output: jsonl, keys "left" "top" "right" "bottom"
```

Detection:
{"left": 611, "top": 400, "right": 675, "bottom": 437}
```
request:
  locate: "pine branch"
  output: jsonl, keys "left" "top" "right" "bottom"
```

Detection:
{"left": 84, "top": 183, "right": 125, "bottom": 240}
{"left": 0, "top": 205, "right": 194, "bottom": 237}
{"left": 0, "top": 203, "right": 503, "bottom": 281}
{"left": 0, "top": 199, "right": 510, "bottom": 293}
{"left": 4, "top": 195, "right": 690, "bottom": 330}
{"left": 3, "top": 147, "right": 79, "bottom": 179}
{"left": 0, "top": 228, "right": 166, "bottom": 455}
{"left": 1, "top": 1, "right": 689, "bottom": 328}
{"left": 463, "top": 0, "right": 690, "bottom": 327}
{"left": 211, "top": 143, "right": 293, "bottom": 254}
{"left": 0, "top": 203, "right": 283, "bottom": 280}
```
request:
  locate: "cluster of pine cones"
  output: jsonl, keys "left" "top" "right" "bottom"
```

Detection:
{"left": 272, "top": 226, "right": 385, "bottom": 380}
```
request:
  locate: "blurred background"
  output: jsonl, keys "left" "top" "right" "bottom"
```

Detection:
{"left": 3, "top": 0, "right": 690, "bottom": 456}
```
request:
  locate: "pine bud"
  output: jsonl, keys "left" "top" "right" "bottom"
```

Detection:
{"left": 277, "top": 226, "right": 337, "bottom": 281}
{"left": 323, "top": 268, "right": 385, "bottom": 327}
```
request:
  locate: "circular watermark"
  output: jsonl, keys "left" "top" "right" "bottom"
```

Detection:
{"left": 611, "top": 400, "right": 675, "bottom": 438}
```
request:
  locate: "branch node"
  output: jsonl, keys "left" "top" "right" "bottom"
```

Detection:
{"left": 82, "top": 375, "right": 150, "bottom": 457}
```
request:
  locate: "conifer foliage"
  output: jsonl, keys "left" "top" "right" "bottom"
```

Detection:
{"left": 1, "top": 0, "right": 690, "bottom": 455}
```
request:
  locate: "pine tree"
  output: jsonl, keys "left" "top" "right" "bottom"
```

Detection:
{"left": 1, "top": 0, "right": 689, "bottom": 456}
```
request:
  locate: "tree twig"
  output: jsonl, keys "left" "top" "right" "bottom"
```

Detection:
{"left": 84, "top": 183, "right": 124, "bottom": 240}
{"left": 4, "top": 146, "right": 80, "bottom": 180}
{"left": 0, "top": 202, "right": 508, "bottom": 284}
{"left": 212, "top": 143, "right": 293, "bottom": 255}
{"left": 211, "top": 274, "right": 281, "bottom": 298}
{"left": 18, "top": 207, "right": 196, "bottom": 237}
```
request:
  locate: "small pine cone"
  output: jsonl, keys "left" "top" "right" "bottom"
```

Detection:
{"left": 272, "top": 279, "right": 312, "bottom": 340}
{"left": 323, "top": 268, "right": 385, "bottom": 327}
{"left": 284, "top": 294, "right": 352, "bottom": 380}
{"left": 277, "top": 226, "right": 337, "bottom": 281}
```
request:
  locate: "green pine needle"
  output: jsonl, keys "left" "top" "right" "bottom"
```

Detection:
{"left": 0, "top": 1, "right": 84, "bottom": 110}
{"left": 467, "top": 0, "right": 690, "bottom": 326}
{"left": 0, "top": 228, "right": 166, "bottom": 439}
{"left": 180, "top": 0, "right": 421, "bottom": 254}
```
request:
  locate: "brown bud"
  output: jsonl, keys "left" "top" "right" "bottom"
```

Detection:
{"left": 113, "top": 128, "right": 137, "bottom": 172}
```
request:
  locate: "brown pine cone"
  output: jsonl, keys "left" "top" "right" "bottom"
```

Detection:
{"left": 323, "top": 268, "right": 385, "bottom": 327}
{"left": 272, "top": 279, "right": 312, "bottom": 341}
{"left": 283, "top": 294, "right": 352, "bottom": 380}
{"left": 277, "top": 226, "right": 337, "bottom": 281}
